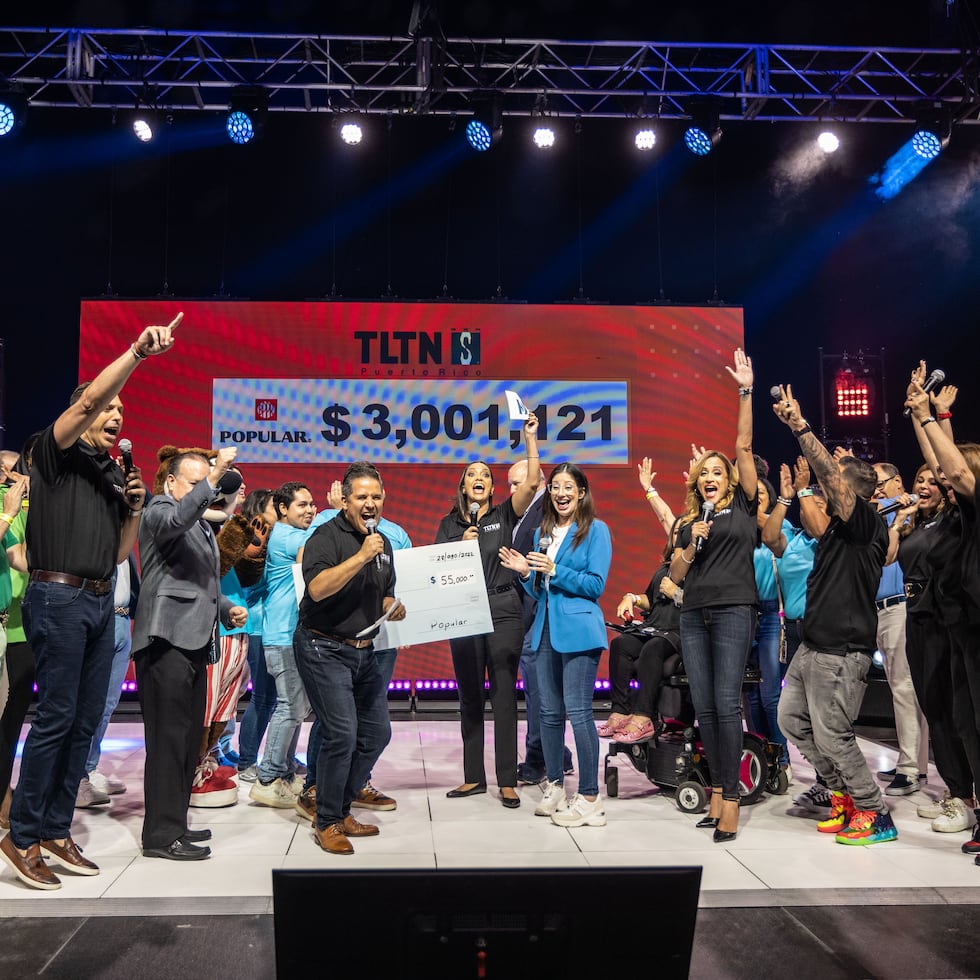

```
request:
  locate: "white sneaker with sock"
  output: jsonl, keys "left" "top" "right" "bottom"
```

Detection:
{"left": 534, "top": 780, "right": 568, "bottom": 817}
{"left": 89, "top": 770, "right": 127, "bottom": 796}
{"left": 550, "top": 793, "right": 607, "bottom": 828}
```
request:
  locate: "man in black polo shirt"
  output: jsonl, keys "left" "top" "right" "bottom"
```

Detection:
{"left": 293, "top": 461, "right": 406, "bottom": 855}
{"left": 0, "top": 312, "right": 181, "bottom": 891}
{"left": 773, "top": 384, "right": 896, "bottom": 846}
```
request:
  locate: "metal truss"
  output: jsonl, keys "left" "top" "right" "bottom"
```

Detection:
{"left": 2, "top": 26, "right": 980, "bottom": 125}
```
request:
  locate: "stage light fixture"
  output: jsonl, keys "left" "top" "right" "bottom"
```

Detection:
{"left": 340, "top": 121, "right": 363, "bottom": 145}
{"left": 0, "top": 90, "right": 27, "bottom": 138}
{"left": 683, "top": 100, "right": 722, "bottom": 156}
{"left": 634, "top": 127, "right": 656, "bottom": 151}
{"left": 817, "top": 130, "right": 840, "bottom": 153}
{"left": 911, "top": 108, "right": 950, "bottom": 161}
{"left": 834, "top": 366, "right": 875, "bottom": 419}
{"left": 533, "top": 125, "right": 555, "bottom": 149}
{"left": 465, "top": 103, "right": 502, "bottom": 152}
{"left": 225, "top": 87, "right": 268, "bottom": 146}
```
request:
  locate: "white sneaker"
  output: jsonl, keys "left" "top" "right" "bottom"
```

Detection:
{"left": 792, "top": 782, "right": 832, "bottom": 814}
{"left": 932, "top": 797, "right": 978, "bottom": 833}
{"left": 917, "top": 790, "right": 951, "bottom": 820}
{"left": 89, "top": 770, "right": 127, "bottom": 796}
{"left": 75, "top": 776, "right": 110, "bottom": 809}
{"left": 534, "top": 780, "right": 568, "bottom": 817}
{"left": 550, "top": 793, "right": 607, "bottom": 828}
{"left": 249, "top": 777, "right": 299, "bottom": 809}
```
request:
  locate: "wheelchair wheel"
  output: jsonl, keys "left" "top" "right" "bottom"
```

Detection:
{"left": 766, "top": 768, "right": 790, "bottom": 796}
{"left": 605, "top": 765, "right": 619, "bottom": 798}
{"left": 737, "top": 734, "right": 768, "bottom": 805}
{"left": 676, "top": 781, "right": 708, "bottom": 814}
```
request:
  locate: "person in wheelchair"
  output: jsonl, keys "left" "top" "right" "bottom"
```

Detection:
{"left": 603, "top": 539, "right": 683, "bottom": 745}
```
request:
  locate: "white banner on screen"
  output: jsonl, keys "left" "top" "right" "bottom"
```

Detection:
{"left": 373, "top": 541, "right": 494, "bottom": 648}
{"left": 211, "top": 377, "right": 628, "bottom": 464}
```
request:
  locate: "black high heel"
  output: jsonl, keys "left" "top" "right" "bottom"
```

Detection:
{"left": 697, "top": 788, "right": 722, "bottom": 828}
{"left": 713, "top": 798, "right": 739, "bottom": 842}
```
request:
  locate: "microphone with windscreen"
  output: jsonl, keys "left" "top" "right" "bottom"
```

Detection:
{"left": 879, "top": 494, "right": 919, "bottom": 517}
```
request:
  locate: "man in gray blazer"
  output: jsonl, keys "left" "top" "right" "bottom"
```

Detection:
{"left": 133, "top": 447, "right": 247, "bottom": 860}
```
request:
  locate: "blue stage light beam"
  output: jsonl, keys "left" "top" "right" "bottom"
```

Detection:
{"left": 870, "top": 139, "right": 937, "bottom": 201}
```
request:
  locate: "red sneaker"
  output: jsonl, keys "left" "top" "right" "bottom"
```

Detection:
{"left": 817, "top": 792, "right": 854, "bottom": 833}
{"left": 189, "top": 767, "right": 239, "bottom": 808}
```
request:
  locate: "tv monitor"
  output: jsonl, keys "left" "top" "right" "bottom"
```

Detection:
{"left": 273, "top": 866, "right": 701, "bottom": 978}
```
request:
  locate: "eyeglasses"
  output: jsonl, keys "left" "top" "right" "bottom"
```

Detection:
{"left": 875, "top": 476, "right": 898, "bottom": 489}
{"left": 549, "top": 484, "right": 580, "bottom": 494}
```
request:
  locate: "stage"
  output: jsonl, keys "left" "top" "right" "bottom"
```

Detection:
{"left": 1, "top": 719, "right": 979, "bottom": 978}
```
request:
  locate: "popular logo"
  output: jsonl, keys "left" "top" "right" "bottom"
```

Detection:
{"left": 255, "top": 398, "right": 278, "bottom": 421}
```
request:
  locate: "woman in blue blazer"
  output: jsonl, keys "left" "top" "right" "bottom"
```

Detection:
{"left": 500, "top": 462, "right": 612, "bottom": 828}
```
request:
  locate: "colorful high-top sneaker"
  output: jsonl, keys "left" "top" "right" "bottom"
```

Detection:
{"left": 816, "top": 792, "right": 854, "bottom": 833}
{"left": 836, "top": 809, "right": 898, "bottom": 845}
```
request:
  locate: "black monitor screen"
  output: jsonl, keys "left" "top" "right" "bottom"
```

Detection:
{"left": 273, "top": 866, "right": 701, "bottom": 979}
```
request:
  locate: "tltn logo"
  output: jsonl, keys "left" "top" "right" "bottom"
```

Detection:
{"left": 451, "top": 330, "right": 480, "bottom": 366}
{"left": 255, "top": 398, "right": 278, "bottom": 421}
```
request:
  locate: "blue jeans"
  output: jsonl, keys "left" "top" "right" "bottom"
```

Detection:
{"left": 237, "top": 634, "right": 276, "bottom": 769}
{"left": 746, "top": 600, "right": 789, "bottom": 766}
{"left": 535, "top": 619, "right": 601, "bottom": 795}
{"left": 304, "top": 646, "right": 396, "bottom": 791}
{"left": 86, "top": 613, "right": 133, "bottom": 774}
{"left": 10, "top": 582, "right": 115, "bottom": 846}
{"left": 257, "top": 642, "right": 310, "bottom": 784}
{"left": 680, "top": 604, "right": 755, "bottom": 800}
{"left": 520, "top": 632, "right": 572, "bottom": 773}
{"left": 293, "top": 626, "right": 391, "bottom": 828}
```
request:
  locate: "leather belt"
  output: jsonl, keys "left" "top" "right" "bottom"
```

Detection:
{"left": 904, "top": 581, "right": 925, "bottom": 600}
{"left": 875, "top": 594, "right": 906, "bottom": 611}
{"left": 30, "top": 570, "right": 113, "bottom": 596}
{"left": 489, "top": 584, "right": 515, "bottom": 595}
{"left": 114, "top": 606, "right": 131, "bottom": 617}
{"left": 306, "top": 627, "right": 374, "bottom": 650}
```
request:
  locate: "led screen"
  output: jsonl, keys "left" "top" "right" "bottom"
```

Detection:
{"left": 80, "top": 300, "right": 744, "bottom": 680}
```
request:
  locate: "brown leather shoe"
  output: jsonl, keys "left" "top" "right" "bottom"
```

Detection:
{"left": 341, "top": 814, "right": 380, "bottom": 837}
{"left": 0, "top": 834, "right": 62, "bottom": 890}
{"left": 40, "top": 836, "right": 100, "bottom": 876}
{"left": 312, "top": 823, "right": 354, "bottom": 855}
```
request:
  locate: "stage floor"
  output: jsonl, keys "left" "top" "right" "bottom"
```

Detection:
{"left": 3, "top": 719, "right": 980, "bottom": 978}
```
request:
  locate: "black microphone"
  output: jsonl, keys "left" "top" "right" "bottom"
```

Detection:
{"left": 365, "top": 517, "right": 381, "bottom": 570}
{"left": 117, "top": 438, "right": 139, "bottom": 504}
{"left": 879, "top": 494, "right": 919, "bottom": 518}
{"left": 536, "top": 530, "right": 553, "bottom": 591}
{"left": 903, "top": 368, "right": 946, "bottom": 417}
{"left": 694, "top": 500, "right": 715, "bottom": 554}
{"left": 216, "top": 469, "right": 243, "bottom": 496}
{"left": 118, "top": 438, "right": 134, "bottom": 474}
{"left": 468, "top": 502, "right": 479, "bottom": 526}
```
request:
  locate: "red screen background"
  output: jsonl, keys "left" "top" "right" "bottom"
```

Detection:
{"left": 80, "top": 300, "right": 744, "bottom": 680}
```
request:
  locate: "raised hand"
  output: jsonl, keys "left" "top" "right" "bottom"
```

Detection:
{"left": 779, "top": 463, "right": 794, "bottom": 499}
{"left": 638, "top": 456, "right": 656, "bottom": 492}
{"left": 931, "top": 384, "right": 958, "bottom": 416}
{"left": 135, "top": 312, "right": 182, "bottom": 357}
{"left": 793, "top": 455, "right": 810, "bottom": 492}
{"left": 725, "top": 348, "right": 754, "bottom": 389}
{"left": 771, "top": 384, "right": 804, "bottom": 429}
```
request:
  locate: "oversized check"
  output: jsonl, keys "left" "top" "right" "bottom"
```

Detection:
{"left": 374, "top": 540, "right": 494, "bottom": 648}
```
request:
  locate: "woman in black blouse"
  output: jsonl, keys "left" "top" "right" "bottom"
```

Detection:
{"left": 435, "top": 414, "right": 540, "bottom": 808}
{"left": 667, "top": 349, "right": 758, "bottom": 842}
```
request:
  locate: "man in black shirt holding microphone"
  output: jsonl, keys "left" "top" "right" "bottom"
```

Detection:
{"left": 293, "top": 461, "right": 406, "bottom": 855}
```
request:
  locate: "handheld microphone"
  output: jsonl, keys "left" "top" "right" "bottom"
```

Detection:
{"left": 117, "top": 438, "right": 139, "bottom": 504}
{"left": 118, "top": 438, "right": 134, "bottom": 474}
{"left": 365, "top": 518, "right": 381, "bottom": 570}
{"left": 468, "top": 502, "right": 479, "bottom": 526}
{"left": 695, "top": 500, "right": 715, "bottom": 554}
{"left": 904, "top": 368, "right": 946, "bottom": 417}
{"left": 769, "top": 385, "right": 782, "bottom": 401}
{"left": 879, "top": 494, "right": 919, "bottom": 518}
{"left": 536, "top": 530, "right": 553, "bottom": 591}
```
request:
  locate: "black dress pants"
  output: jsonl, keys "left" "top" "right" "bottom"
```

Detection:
{"left": 0, "top": 640, "right": 34, "bottom": 794}
{"left": 608, "top": 632, "right": 676, "bottom": 718}
{"left": 946, "top": 619, "right": 980, "bottom": 797}
{"left": 906, "top": 612, "right": 973, "bottom": 799}
{"left": 450, "top": 591, "right": 523, "bottom": 788}
{"left": 135, "top": 639, "right": 209, "bottom": 850}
